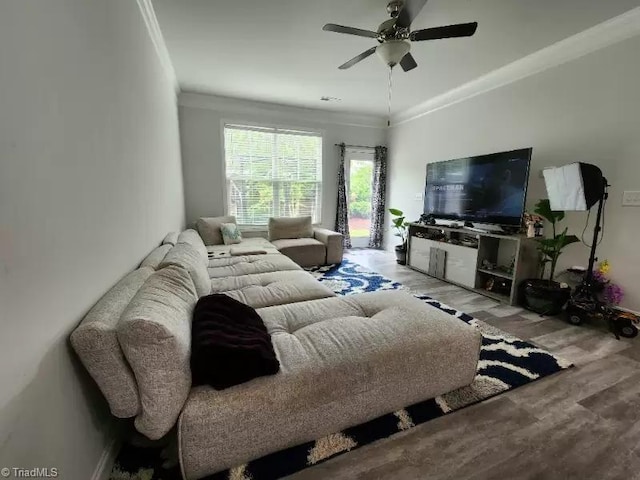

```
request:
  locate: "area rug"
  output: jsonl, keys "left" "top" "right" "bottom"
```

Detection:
{"left": 305, "top": 260, "right": 404, "bottom": 294}
{"left": 110, "top": 260, "right": 571, "bottom": 480}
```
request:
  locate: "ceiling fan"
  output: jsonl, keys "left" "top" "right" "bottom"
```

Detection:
{"left": 323, "top": 0, "right": 478, "bottom": 72}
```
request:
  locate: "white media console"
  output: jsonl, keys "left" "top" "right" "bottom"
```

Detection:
{"left": 407, "top": 222, "right": 539, "bottom": 306}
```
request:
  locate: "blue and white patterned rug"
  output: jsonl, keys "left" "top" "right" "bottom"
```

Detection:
{"left": 305, "top": 260, "right": 404, "bottom": 295}
{"left": 110, "top": 260, "right": 572, "bottom": 480}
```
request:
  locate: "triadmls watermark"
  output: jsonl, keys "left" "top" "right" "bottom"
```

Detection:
{"left": 0, "top": 467, "right": 58, "bottom": 478}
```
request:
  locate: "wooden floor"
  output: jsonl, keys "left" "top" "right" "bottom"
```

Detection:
{"left": 287, "top": 249, "right": 640, "bottom": 480}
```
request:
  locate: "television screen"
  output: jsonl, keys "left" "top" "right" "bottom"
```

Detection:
{"left": 424, "top": 148, "right": 532, "bottom": 226}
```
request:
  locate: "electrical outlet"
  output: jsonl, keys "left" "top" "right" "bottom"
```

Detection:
{"left": 622, "top": 191, "right": 640, "bottom": 206}
{"left": 415, "top": 192, "right": 423, "bottom": 202}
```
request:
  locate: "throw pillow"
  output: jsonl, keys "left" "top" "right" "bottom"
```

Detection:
{"left": 190, "top": 294, "right": 280, "bottom": 390}
{"left": 221, "top": 222, "right": 242, "bottom": 245}
{"left": 196, "top": 216, "right": 236, "bottom": 246}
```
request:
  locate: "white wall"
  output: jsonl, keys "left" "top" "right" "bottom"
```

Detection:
{"left": 0, "top": 1, "right": 185, "bottom": 478}
{"left": 387, "top": 34, "right": 640, "bottom": 311}
{"left": 178, "top": 93, "right": 388, "bottom": 229}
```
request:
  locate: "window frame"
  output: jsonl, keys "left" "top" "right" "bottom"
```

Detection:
{"left": 220, "top": 120, "right": 325, "bottom": 228}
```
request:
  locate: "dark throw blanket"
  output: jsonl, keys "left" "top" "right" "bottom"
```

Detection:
{"left": 191, "top": 294, "right": 280, "bottom": 390}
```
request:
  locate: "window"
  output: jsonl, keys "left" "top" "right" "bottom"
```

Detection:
{"left": 223, "top": 124, "right": 323, "bottom": 226}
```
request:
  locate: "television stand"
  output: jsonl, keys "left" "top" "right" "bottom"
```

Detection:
{"left": 465, "top": 222, "right": 506, "bottom": 234}
{"left": 407, "top": 222, "right": 538, "bottom": 306}
{"left": 429, "top": 218, "right": 464, "bottom": 228}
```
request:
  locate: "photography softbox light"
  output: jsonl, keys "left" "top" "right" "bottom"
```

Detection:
{"left": 542, "top": 162, "right": 605, "bottom": 211}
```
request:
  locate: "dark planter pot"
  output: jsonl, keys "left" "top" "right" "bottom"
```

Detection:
{"left": 520, "top": 279, "right": 571, "bottom": 316}
{"left": 395, "top": 245, "right": 407, "bottom": 265}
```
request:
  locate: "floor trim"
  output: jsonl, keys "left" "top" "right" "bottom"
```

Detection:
{"left": 91, "top": 425, "right": 122, "bottom": 480}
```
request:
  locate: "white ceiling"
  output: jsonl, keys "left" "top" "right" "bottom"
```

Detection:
{"left": 152, "top": 0, "right": 640, "bottom": 117}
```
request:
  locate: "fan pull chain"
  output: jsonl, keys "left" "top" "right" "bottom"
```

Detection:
{"left": 387, "top": 66, "right": 393, "bottom": 127}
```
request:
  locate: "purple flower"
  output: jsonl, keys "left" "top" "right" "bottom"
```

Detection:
{"left": 604, "top": 283, "right": 624, "bottom": 305}
{"left": 590, "top": 268, "right": 624, "bottom": 304}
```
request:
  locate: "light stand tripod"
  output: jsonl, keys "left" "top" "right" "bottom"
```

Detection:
{"left": 566, "top": 180, "right": 637, "bottom": 338}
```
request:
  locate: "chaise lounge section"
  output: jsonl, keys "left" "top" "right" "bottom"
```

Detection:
{"left": 179, "top": 290, "right": 481, "bottom": 479}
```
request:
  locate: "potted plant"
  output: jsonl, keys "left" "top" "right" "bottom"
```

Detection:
{"left": 389, "top": 208, "right": 409, "bottom": 265}
{"left": 520, "top": 199, "right": 579, "bottom": 315}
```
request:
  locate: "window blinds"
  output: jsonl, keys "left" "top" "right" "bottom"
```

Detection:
{"left": 223, "top": 125, "right": 323, "bottom": 226}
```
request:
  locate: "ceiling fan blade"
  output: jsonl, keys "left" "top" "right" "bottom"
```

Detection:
{"left": 323, "top": 23, "right": 379, "bottom": 39}
{"left": 395, "top": 0, "right": 429, "bottom": 29}
{"left": 410, "top": 22, "right": 478, "bottom": 41}
{"left": 400, "top": 53, "right": 418, "bottom": 72}
{"left": 338, "top": 47, "right": 377, "bottom": 70}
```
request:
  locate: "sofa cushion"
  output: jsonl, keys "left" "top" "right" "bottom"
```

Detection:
{"left": 70, "top": 267, "right": 153, "bottom": 418}
{"left": 271, "top": 238, "right": 326, "bottom": 267}
{"left": 163, "top": 231, "right": 179, "bottom": 246}
{"left": 178, "top": 291, "right": 482, "bottom": 478}
{"left": 119, "top": 265, "right": 197, "bottom": 440}
{"left": 140, "top": 244, "right": 172, "bottom": 270}
{"left": 191, "top": 294, "right": 280, "bottom": 390}
{"left": 268, "top": 216, "right": 313, "bottom": 241}
{"left": 197, "top": 216, "right": 236, "bottom": 246}
{"left": 177, "top": 229, "right": 208, "bottom": 261}
{"left": 220, "top": 222, "right": 242, "bottom": 245}
{"left": 206, "top": 237, "right": 279, "bottom": 259}
{"left": 314, "top": 228, "right": 344, "bottom": 265}
{"left": 209, "top": 270, "right": 335, "bottom": 308}
{"left": 229, "top": 245, "right": 267, "bottom": 256}
{"left": 160, "top": 243, "right": 211, "bottom": 297}
{"left": 207, "top": 254, "right": 302, "bottom": 279}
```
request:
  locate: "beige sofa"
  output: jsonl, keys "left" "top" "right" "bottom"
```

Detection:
{"left": 197, "top": 215, "right": 343, "bottom": 268}
{"left": 71, "top": 227, "right": 481, "bottom": 479}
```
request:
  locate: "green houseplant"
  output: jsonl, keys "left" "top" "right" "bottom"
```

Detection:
{"left": 521, "top": 199, "right": 580, "bottom": 315}
{"left": 534, "top": 199, "right": 580, "bottom": 281}
{"left": 389, "top": 208, "right": 409, "bottom": 265}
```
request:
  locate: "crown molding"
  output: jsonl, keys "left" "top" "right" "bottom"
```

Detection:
{"left": 392, "top": 6, "right": 640, "bottom": 126}
{"left": 136, "top": 0, "right": 179, "bottom": 93}
{"left": 178, "top": 91, "right": 388, "bottom": 129}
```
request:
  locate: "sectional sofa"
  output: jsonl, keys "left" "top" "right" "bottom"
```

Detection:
{"left": 199, "top": 215, "right": 344, "bottom": 268}
{"left": 71, "top": 219, "right": 482, "bottom": 479}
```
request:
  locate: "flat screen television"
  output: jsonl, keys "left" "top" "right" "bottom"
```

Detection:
{"left": 424, "top": 148, "right": 532, "bottom": 227}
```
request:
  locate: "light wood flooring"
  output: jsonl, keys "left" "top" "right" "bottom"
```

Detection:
{"left": 286, "top": 249, "right": 640, "bottom": 480}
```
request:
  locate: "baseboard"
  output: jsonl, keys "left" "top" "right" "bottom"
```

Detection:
{"left": 91, "top": 424, "right": 123, "bottom": 480}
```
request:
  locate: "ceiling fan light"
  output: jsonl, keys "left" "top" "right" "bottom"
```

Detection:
{"left": 376, "top": 40, "right": 410, "bottom": 67}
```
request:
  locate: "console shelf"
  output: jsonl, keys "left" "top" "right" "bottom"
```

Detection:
{"left": 477, "top": 268, "right": 513, "bottom": 280}
{"left": 407, "top": 222, "right": 539, "bottom": 306}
